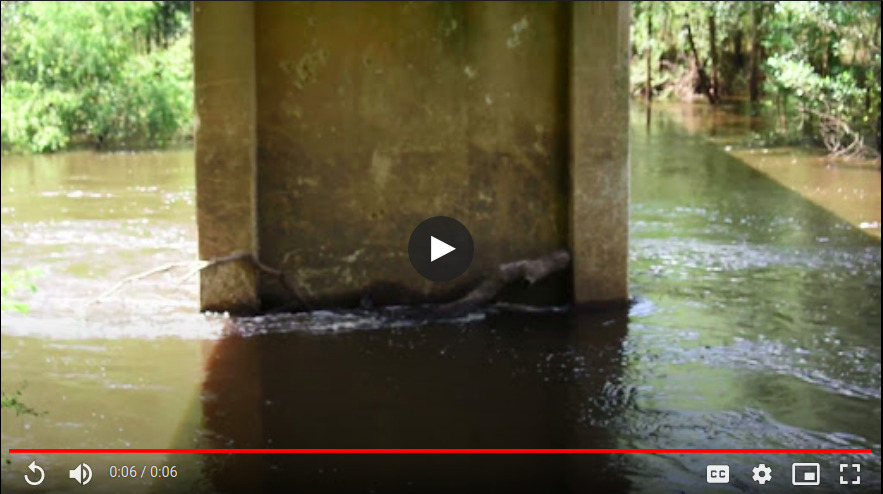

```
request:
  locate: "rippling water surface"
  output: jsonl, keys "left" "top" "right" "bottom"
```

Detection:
{"left": 1, "top": 108, "right": 880, "bottom": 493}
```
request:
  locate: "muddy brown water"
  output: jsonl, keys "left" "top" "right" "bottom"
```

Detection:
{"left": 1, "top": 107, "right": 880, "bottom": 493}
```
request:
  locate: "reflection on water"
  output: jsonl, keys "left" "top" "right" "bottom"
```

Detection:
{"left": 658, "top": 102, "right": 882, "bottom": 239}
{"left": 1, "top": 108, "right": 881, "bottom": 493}
{"left": 200, "top": 313, "right": 630, "bottom": 493}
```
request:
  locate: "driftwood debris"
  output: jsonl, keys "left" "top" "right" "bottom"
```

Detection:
{"left": 89, "top": 251, "right": 308, "bottom": 307}
{"left": 91, "top": 249, "right": 571, "bottom": 316}
{"left": 433, "top": 249, "right": 571, "bottom": 316}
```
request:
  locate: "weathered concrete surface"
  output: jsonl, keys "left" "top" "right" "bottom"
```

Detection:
{"left": 570, "top": 2, "right": 631, "bottom": 308}
{"left": 194, "top": 1, "right": 629, "bottom": 312}
{"left": 193, "top": 1, "right": 260, "bottom": 313}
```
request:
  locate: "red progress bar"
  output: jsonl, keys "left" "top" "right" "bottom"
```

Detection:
{"left": 9, "top": 449, "right": 874, "bottom": 454}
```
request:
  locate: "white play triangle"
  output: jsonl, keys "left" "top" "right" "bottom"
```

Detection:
{"left": 430, "top": 236, "right": 456, "bottom": 262}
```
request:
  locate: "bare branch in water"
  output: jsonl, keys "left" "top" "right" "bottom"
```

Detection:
{"left": 91, "top": 250, "right": 571, "bottom": 315}
{"left": 90, "top": 260, "right": 201, "bottom": 304}
{"left": 803, "top": 105, "right": 880, "bottom": 160}
{"left": 90, "top": 252, "right": 309, "bottom": 308}
{"left": 433, "top": 249, "right": 571, "bottom": 316}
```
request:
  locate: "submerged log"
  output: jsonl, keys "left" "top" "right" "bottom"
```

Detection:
{"left": 432, "top": 249, "right": 571, "bottom": 317}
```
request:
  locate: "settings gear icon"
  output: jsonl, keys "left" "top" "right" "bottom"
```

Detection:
{"left": 752, "top": 463, "right": 773, "bottom": 484}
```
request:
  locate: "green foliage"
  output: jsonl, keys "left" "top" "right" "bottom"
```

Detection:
{"left": 766, "top": 57, "right": 866, "bottom": 117}
{"left": 1, "top": 385, "right": 43, "bottom": 464}
{"left": 1, "top": 387, "right": 42, "bottom": 417}
{"left": 631, "top": 0, "right": 881, "bottom": 156}
{"left": 1, "top": 81, "right": 76, "bottom": 151}
{"left": 1, "top": 1, "right": 193, "bottom": 153}
{"left": 762, "top": 1, "right": 880, "bottom": 154}
{"left": 0, "top": 385, "right": 46, "bottom": 465}
{"left": 1, "top": 268, "right": 41, "bottom": 313}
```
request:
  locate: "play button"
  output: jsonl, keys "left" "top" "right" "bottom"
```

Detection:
{"left": 430, "top": 236, "right": 456, "bottom": 262}
{"left": 408, "top": 216, "right": 474, "bottom": 282}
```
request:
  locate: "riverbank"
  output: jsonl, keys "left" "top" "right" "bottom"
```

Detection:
{"left": 649, "top": 101, "right": 882, "bottom": 239}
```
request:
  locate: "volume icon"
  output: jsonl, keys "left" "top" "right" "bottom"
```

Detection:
{"left": 69, "top": 463, "right": 93, "bottom": 485}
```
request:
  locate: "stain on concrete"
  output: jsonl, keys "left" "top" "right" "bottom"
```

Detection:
{"left": 370, "top": 148, "right": 395, "bottom": 190}
{"left": 444, "top": 18, "right": 458, "bottom": 37}
{"left": 280, "top": 48, "right": 330, "bottom": 90}
{"left": 506, "top": 16, "right": 530, "bottom": 48}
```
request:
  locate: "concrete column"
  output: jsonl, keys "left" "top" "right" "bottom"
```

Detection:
{"left": 193, "top": 2, "right": 260, "bottom": 313}
{"left": 569, "top": 1, "right": 631, "bottom": 308}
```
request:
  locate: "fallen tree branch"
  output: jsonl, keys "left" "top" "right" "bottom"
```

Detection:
{"left": 90, "top": 252, "right": 309, "bottom": 308}
{"left": 91, "top": 250, "right": 569, "bottom": 316}
{"left": 91, "top": 261, "right": 201, "bottom": 304}
{"left": 802, "top": 105, "right": 880, "bottom": 159}
{"left": 433, "top": 249, "right": 571, "bottom": 316}
{"left": 245, "top": 252, "right": 310, "bottom": 309}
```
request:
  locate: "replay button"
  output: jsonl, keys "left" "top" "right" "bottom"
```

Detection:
{"left": 408, "top": 216, "right": 474, "bottom": 282}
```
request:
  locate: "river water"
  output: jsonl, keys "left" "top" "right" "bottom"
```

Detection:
{"left": 1, "top": 107, "right": 880, "bottom": 493}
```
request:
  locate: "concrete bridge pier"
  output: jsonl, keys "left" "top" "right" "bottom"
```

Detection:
{"left": 193, "top": 1, "right": 630, "bottom": 314}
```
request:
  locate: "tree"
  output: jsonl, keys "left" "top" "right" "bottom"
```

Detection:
{"left": 1, "top": 1, "right": 193, "bottom": 153}
{"left": 628, "top": 0, "right": 881, "bottom": 156}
